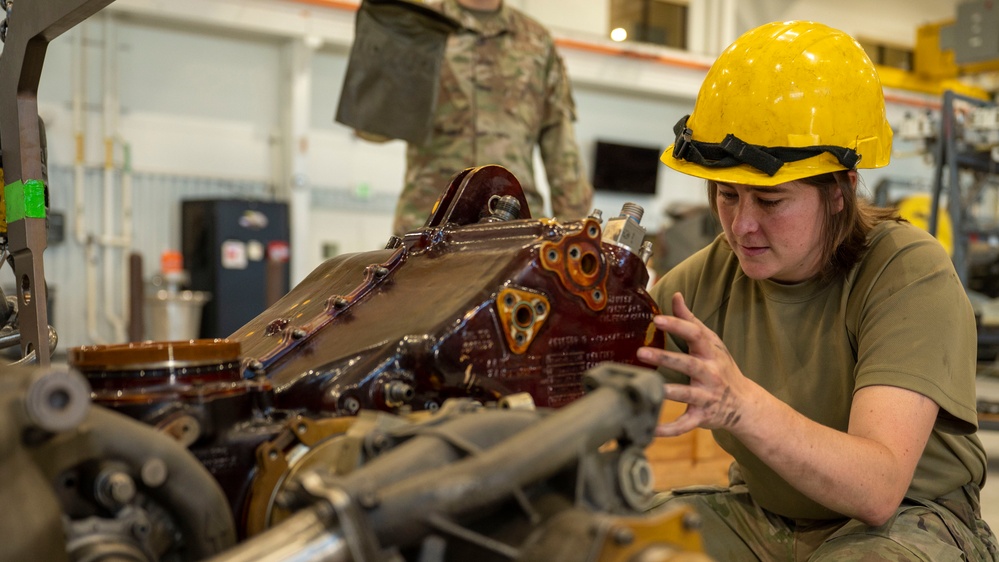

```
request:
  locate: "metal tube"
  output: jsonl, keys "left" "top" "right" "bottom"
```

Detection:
{"left": 127, "top": 253, "right": 143, "bottom": 342}
{"left": 208, "top": 508, "right": 350, "bottom": 562}
{"left": 72, "top": 22, "right": 88, "bottom": 247}
{"left": 364, "top": 382, "right": 646, "bottom": 546}
{"left": 9, "top": 326, "right": 58, "bottom": 365}
{"left": 219, "top": 365, "right": 662, "bottom": 560}
{"left": 101, "top": 12, "right": 126, "bottom": 343}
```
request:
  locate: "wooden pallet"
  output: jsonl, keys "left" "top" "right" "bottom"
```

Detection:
{"left": 980, "top": 411, "right": 999, "bottom": 431}
{"left": 646, "top": 400, "right": 734, "bottom": 491}
{"left": 647, "top": 399, "right": 999, "bottom": 492}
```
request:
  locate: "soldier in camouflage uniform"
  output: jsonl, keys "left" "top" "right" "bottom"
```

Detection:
{"left": 392, "top": 0, "right": 593, "bottom": 236}
{"left": 642, "top": 21, "right": 998, "bottom": 561}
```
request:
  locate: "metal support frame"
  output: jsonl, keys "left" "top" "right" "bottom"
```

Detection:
{"left": 0, "top": 0, "right": 115, "bottom": 363}
{"left": 928, "top": 89, "right": 999, "bottom": 287}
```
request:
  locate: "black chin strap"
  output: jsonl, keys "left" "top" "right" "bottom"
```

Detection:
{"left": 671, "top": 115, "right": 860, "bottom": 177}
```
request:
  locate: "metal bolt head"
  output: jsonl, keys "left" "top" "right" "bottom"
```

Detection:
{"left": 628, "top": 457, "right": 654, "bottom": 496}
{"left": 96, "top": 471, "right": 136, "bottom": 507}
{"left": 108, "top": 473, "right": 136, "bottom": 503}
{"left": 141, "top": 458, "right": 168, "bottom": 488}
{"left": 245, "top": 359, "right": 265, "bottom": 378}
{"left": 612, "top": 526, "right": 635, "bottom": 545}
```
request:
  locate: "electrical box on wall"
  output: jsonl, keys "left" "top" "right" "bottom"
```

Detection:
{"left": 951, "top": 0, "right": 999, "bottom": 64}
{"left": 182, "top": 199, "right": 290, "bottom": 338}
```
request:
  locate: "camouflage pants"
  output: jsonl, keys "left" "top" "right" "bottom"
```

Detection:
{"left": 652, "top": 483, "right": 998, "bottom": 561}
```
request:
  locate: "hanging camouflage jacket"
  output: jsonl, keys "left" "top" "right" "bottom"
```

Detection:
{"left": 392, "top": 0, "right": 594, "bottom": 235}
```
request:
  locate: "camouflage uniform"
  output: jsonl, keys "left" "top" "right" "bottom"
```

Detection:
{"left": 392, "top": 0, "right": 593, "bottom": 235}
{"left": 653, "top": 477, "right": 998, "bottom": 561}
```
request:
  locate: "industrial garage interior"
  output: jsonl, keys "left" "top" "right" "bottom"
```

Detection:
{"left": 2, "top": 0, "right": 999, "bottom": 559}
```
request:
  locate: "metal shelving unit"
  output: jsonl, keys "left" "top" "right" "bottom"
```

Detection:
{"left": 923, "top": 90, "right": 999, "bottom": 371}
{"left": 928, "top": 90, "right": 999, "bottom": 289}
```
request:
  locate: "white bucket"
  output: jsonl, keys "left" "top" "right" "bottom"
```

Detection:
{"left": 145, "top": 290, "right": 211, "bottom": 341}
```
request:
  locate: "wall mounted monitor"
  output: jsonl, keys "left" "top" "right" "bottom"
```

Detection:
{"left": 592, "top": 140, "right": 661, "bottom": 195}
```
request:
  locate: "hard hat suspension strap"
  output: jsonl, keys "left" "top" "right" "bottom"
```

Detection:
{"left": 671, "top": 115, "right": 860, "bottom": 177}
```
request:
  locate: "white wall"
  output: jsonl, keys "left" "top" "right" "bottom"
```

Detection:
{"left": 3, "top": 0, "right": 965, "bottom": 348}
{"left": 488, "top": 0, "right": 961, "bottom": 51}
{"left": 513, "top": 0, "right": 610, "bottom": 39}
{"left": 738, "top": 0, "right": 957, "bottom": 48}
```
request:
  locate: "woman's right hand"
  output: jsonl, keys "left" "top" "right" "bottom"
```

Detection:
{"left": 637, "top": 291, "right": 760, "bottom": 437}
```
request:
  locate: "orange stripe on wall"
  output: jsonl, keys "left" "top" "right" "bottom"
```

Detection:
{"left": 555, "top": 37, "right": 712, "bottom": 71}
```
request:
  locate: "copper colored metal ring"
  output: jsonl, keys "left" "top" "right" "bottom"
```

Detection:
{"left": 68, "top": 339, "right": 241, "bottom": 372}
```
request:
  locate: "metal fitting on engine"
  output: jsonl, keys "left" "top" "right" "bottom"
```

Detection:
{"left": 484, "top": 194, "right": 522, "bottom": 222}
{"left": 383, "top": 380, "right": 415, "bottom": 408}
{"left": 602, "top": 203, "right": 647, "bottom": 255}
{"left": 94, "top": 469, "right": 137, "bottom": 509}
{"left": 24, "top": 367, "right": 91, "bottom": 433}
{"left": 618, "top": 448, "right": 655, "bottom": 510}
{"left": 497, "top": 392, "right": 536, "bottom": 411}
{"left": 639, "top": 240, "right": 654, "bottom": 264}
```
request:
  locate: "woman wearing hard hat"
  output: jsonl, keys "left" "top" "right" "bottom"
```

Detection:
{"left": 640, "top": 20, "right": 998, "bottom": 560}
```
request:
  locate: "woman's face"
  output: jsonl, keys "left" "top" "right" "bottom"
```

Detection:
{"left": 715, "top": 180, "right": 843, "bottom": 283}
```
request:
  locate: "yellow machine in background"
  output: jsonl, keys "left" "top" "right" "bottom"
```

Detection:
{"left": 872, "top": 0, "right": 999, "bottom": 102}
{"left": 896, "top": 193, "right": 955, "bottom": 256}
{"left": 913, "top": 24, "right": 999, "bottom": 87}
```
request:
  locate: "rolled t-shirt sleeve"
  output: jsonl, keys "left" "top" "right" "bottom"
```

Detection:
{"left": 850, "top": 228, "right": 979, "bottom": 434}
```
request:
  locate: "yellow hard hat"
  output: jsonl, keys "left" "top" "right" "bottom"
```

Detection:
{"left": 661, "top": 21, "right": 893, "bottom": 186}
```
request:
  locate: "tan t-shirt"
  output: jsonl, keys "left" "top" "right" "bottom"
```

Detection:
{"left": 650, "top": 220, "right": 987, "bottom": 520}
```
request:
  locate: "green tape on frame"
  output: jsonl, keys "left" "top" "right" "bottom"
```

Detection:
{"left": 4, "top": 179, "right": 46, "bottom": 222}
